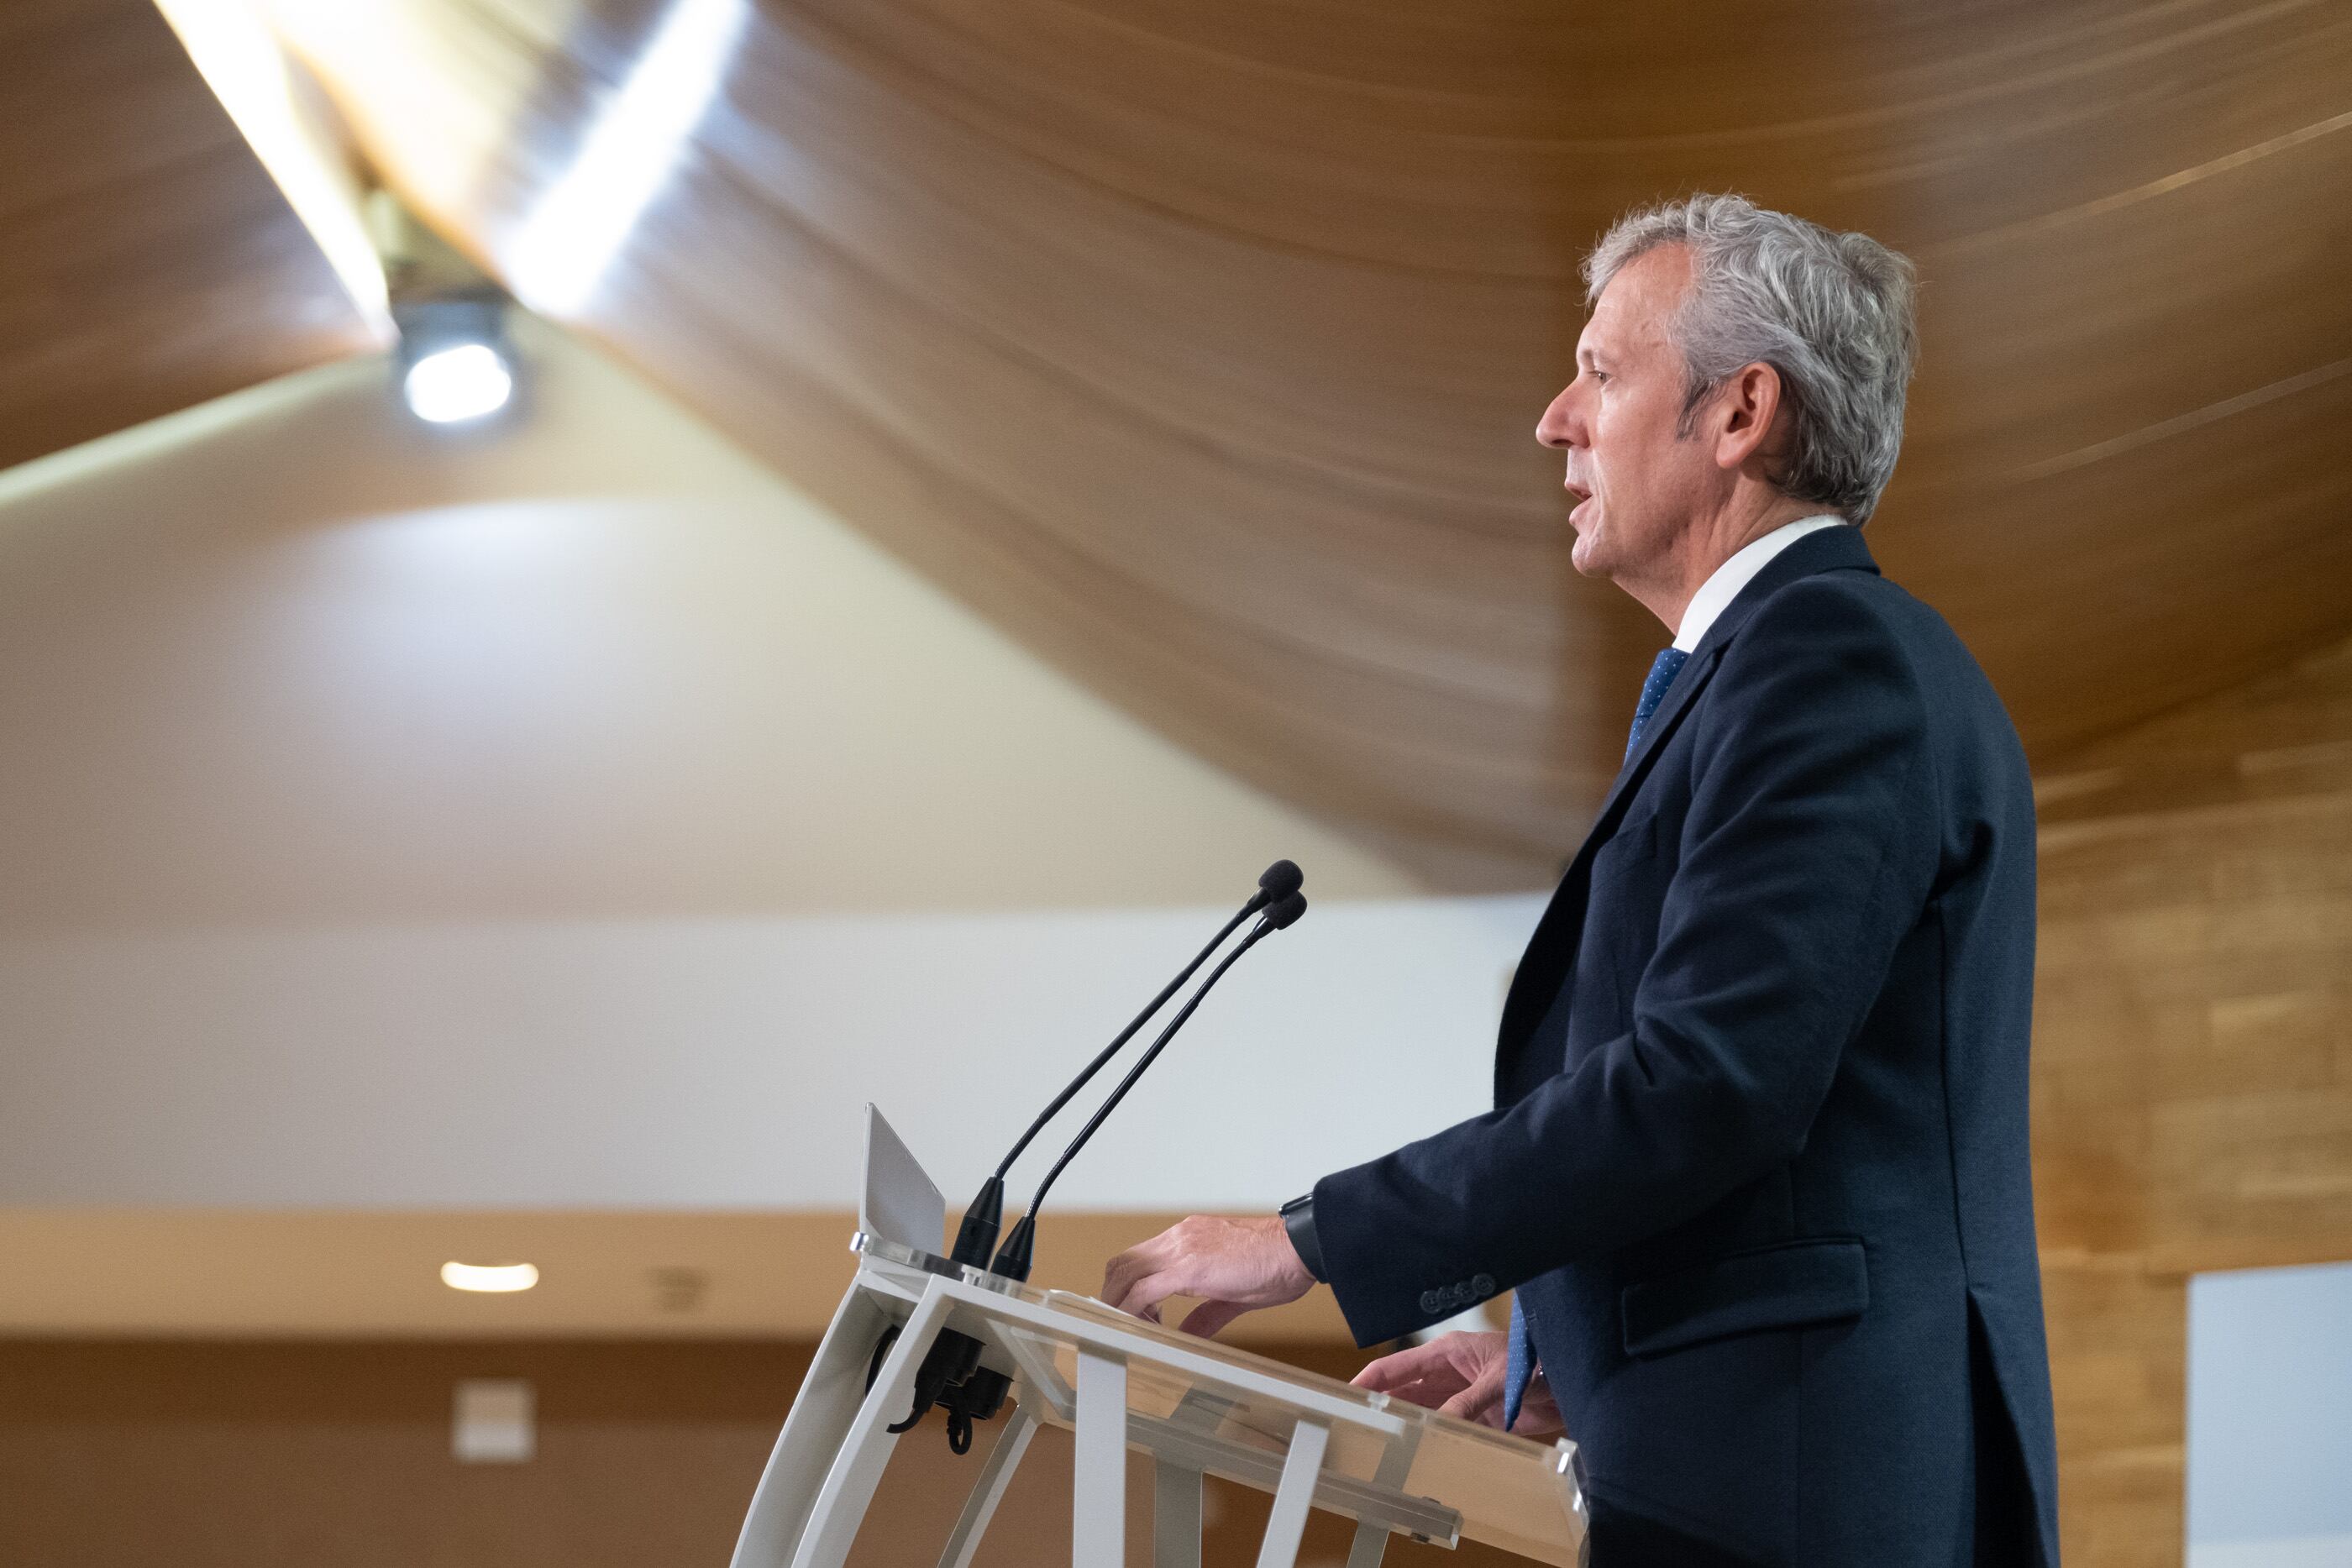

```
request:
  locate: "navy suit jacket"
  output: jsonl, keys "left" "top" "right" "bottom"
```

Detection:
{"left": 1315, "top": 526, "right": 2061, "bottom": 1565}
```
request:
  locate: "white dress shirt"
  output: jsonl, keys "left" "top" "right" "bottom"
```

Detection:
{"left": 1671, "top": 515, "right": 1848, "bottom": 653}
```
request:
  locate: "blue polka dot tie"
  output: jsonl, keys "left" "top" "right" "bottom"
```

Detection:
{"left": 1625, "top": 645, "right": 1690, "bottom": 762}
{"left": 1503, "top": 1296, "right": 1536, "bottom": 1431}
{"left": 1501, "top": 644, "right": 1693, "bottom": 1433}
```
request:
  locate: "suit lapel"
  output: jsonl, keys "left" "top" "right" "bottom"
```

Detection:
{"left": 1491, "top": 645, "right": 1725, "bottom": 1067}
{"left": 1495, "top": 525, "right": 1882, "bottom": 1071}
{"left": 1588, "top": 642, "right": 1717, "bottom": 832}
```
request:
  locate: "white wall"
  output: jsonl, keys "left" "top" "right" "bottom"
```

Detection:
{"left": 0, "top": 896, "right": 1541, "bottom": 1211}
{"left": 2187, "top": 1262, "right": 2352, "bottom": 1568}
{"left": 0, "top": 318, "right": 1557, "bottom": 1215}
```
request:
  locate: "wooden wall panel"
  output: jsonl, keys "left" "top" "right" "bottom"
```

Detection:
{"left": 0, "top": 0, "right": 375, "bottom": 473}
{"left": 2040, "top": 1264, "right": 2188, "bottom": 1568}
{"left": 0, "top": 1339, "right": 1525, "bottom": 1567}
{"left": 2034, "top": 637, "right": 2352, "bottom": 1565}
{"left": 0, "top": 1210, "right": 1361, "bottom": 1343}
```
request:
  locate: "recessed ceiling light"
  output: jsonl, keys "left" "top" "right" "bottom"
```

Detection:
{"left": 441, "top": 1261, "right": 539, "bottom": 1293}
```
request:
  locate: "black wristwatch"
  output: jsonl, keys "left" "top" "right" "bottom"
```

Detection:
{"left": 1278, "top": 1192, "right": 1327, "bottom": 1282}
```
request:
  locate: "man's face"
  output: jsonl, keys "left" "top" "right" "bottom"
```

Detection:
{"left": 1536, "top": 244, "right": 1719, "bottom": 584}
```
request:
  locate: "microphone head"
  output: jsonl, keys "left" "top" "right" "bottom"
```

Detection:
{"left": 1263, "top": 890, "right": 1308, "bottom": 931}
{"left": 1257, "top": 860, "right": 1304, "bottom": 899}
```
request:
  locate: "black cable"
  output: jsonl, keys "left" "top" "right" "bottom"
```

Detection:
{"left": 865, "top": 1324, "right": 899, "bottom": 1394}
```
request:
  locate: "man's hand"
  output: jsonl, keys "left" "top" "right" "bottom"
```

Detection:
{"left": 1101, "top": 1214, "right": 1315, "bottom": 1338}
{"left": 1352, "top": 1330, "right": 1564, "bottom": 1435}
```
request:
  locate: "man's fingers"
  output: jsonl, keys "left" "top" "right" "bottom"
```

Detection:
{"left": 1119, "top": 1263, "right": 1189, "bottom": 1324}
{"left": 1354, "top": 1344, "right": 1476, "bottom": 1411}
{"left": 1351, "top": 1339, "right": 1456, "bottom": 1392}
{"left": 1428, "top": 1330, "right": 1512, "bottom": 1427}
{"left": 1100, "top": 1232, "right": 1173, "bottom": 1309}
{"left": 1436, "top": 1359, "right": 1508, "bottom": 1429}
{"left": 1103, "top": 1213, "right": 1316, "bottom": 1328}
{"left": 1100, "top": 1244, "right": 1151, "bottom": 1308}
{"left": 1104, "top": 1230, "right": 1202, "bottom": 1323}
{"left": 1177, "top": 1298, "right": 1250, "bottom": 1339}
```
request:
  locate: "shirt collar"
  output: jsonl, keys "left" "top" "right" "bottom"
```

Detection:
{"left": 1671, "top": 515, "right": 1848, "bottom": 653}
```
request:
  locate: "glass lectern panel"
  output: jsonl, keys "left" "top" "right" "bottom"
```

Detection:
{"left": 849, "top": 1233, "right": 1588, "bottom": 1565}
{"left": 1039, "top": 1298, "right": 1589, "bottom": 1560}
{"left": 1016, "top": 1286, "right": 1583, "bottom": 1564}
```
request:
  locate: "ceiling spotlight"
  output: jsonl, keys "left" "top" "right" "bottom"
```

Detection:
{"left": 392, "top": 291, "right": 518, "bottom": 427}
{"left": 442, "top": 1260, "right": 540, "bottom": 1293}
{"left": 403, "top": 342, "right": 514, "bottom": 424}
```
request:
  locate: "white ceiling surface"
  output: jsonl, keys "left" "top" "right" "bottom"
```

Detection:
{"left": 0, "top": 316, "right": 1552, "bottom": 1215}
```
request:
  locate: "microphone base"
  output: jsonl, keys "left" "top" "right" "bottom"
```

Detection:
{"left": 948, "top": 1175, "right": 1006, "bottom": 1267}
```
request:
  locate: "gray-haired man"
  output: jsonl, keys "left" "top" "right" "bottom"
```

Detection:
{"left": 1105, "top": 195, "right": 2061, "bottom": 1566}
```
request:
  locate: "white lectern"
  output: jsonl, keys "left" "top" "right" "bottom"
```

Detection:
{"left": 729, "top": 1109, "right": 1590, "bottom": 1568}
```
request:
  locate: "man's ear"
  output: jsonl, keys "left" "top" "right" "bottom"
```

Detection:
{"left": 1713, "top": 361, "right": 1786, "bottom": 472}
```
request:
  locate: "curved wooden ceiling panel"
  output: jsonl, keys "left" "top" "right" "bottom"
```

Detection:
{"left": 269, "top": 0, "right": 2352, "bottom": 881}
{"left": 0, "top": 0, "right": 375, "bottom": 474}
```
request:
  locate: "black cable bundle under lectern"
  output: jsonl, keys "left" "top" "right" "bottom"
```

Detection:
{"left": 879, "top": 860, "right": 1309, "bottom": 1453}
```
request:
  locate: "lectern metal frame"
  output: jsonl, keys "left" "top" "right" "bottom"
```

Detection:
{"left": 727, "top": 1109, "right": 1588, "bottom": 1568}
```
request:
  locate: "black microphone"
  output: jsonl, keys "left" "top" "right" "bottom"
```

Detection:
{"left": 990, "top": 888, "right": 1307, "bottom": 1283}
{"left": 945, "top": 860, "right": 1304, "bottom": 1269}
{"left": 889, "top": 863, "right": 1305, "bottom": 1450}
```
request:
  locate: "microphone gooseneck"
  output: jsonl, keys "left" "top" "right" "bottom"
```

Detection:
{"left": 945, "top": 861, "right": 1304, "bottom": 1266}
{"left": 985, "top": 909, "right": 1252, "bottom": 1177}
{"left": 898, "top": 865, "right": 1305, "bottom": 1455}
{"left": 991, "top": 888, "right": 1307, "bottom": 1282}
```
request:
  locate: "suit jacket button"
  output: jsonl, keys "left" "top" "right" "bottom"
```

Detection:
{"left": 1472, "top": 1274, "right": 1495, "bottom": 1298}
{"left": 1419, "top": 1290, "right": 1442, "bottom": 1314}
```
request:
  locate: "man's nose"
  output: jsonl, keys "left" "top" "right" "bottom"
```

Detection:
{"left": 1536, "top": 386, "right": 1583, "bottom": 450}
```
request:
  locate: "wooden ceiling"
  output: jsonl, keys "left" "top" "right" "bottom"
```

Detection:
{"left": 14, "top": 1, "right": 2352, "bottom": 883}
{"left": 0, "top": 0, "right": 375, "bottom": 475}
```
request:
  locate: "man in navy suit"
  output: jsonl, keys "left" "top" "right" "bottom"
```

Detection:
{"left": 1104, "top": 194, "right": 2060, "bottom": 1566}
